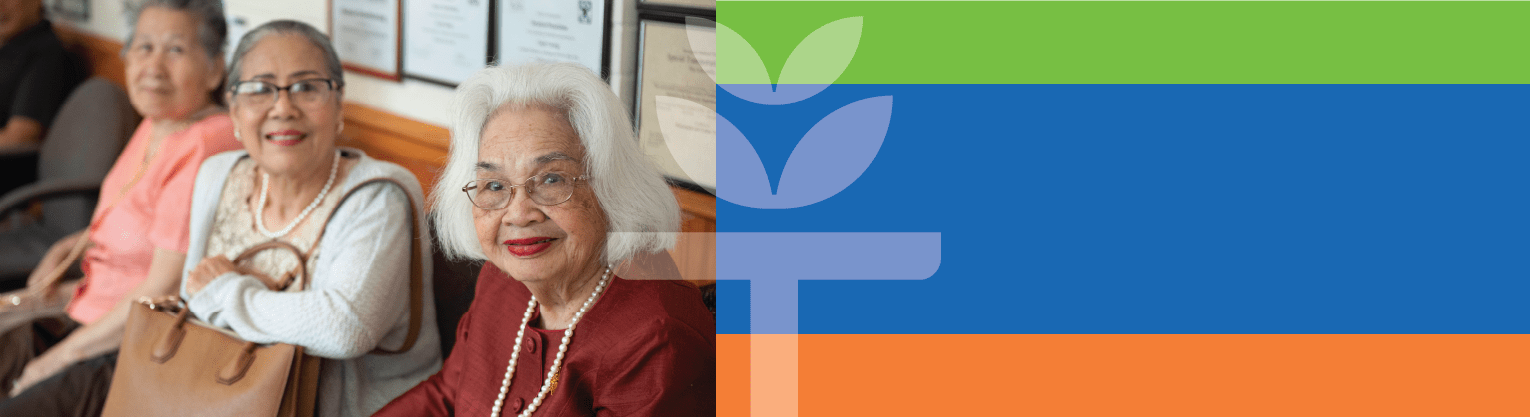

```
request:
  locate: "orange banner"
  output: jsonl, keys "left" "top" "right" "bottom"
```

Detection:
{"left": 719, "top": 334, "right": 1530, "bottom": 416}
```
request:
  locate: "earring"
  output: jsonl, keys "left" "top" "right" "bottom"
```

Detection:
{"left": 234, "top": 130, "right": 241, "bottom": 140}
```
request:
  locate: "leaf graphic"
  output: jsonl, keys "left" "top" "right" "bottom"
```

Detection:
{"left": 655, "top": 96, "right": 717, "bottom": 188}
{"left": 773, "top": 95, "right": 894, "bottom": 209}
{"left": 778, "top": 16, "right": 863, "bottom": 86}
{"left": 692, "top": 18, "right": 769, "bottom": 86}
{"left": 692, "top": 17, "right": 863, "bottom": 105}
{"left": 713, "top": 113, "right": 775, "bottom": 208}
{"left": 683, "top": 17, "right": 720, "bottom": 84}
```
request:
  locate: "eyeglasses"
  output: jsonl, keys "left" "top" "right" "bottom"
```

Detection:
{"left": 462, "top": 172, "right": 591, "bottom": 210}
{"left": 229, "top": 79, "right": 342, "bottom": 110}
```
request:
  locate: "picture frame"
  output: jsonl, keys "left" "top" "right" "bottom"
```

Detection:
{"left": 329, "top": 0, "right": 404, "bottom": 81}
{"left": 635, "top": 17, "right": 716, "bottom": 191}
{"left": 496, "top": 0, "right": 611, "bottom": 79}
{"left": 402, "top": 0, "right": 492, "bottom": 86}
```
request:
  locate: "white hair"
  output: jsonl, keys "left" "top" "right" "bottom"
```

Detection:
{"left": 432, "top": 62, "right": 680, "bottom": 266}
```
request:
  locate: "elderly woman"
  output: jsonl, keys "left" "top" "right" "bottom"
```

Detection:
{"left": 0, "top": 0, "right": 240, "bottom": 414}
{"left": 175, "top": 20, "right": 440, "bottom": 417}
{"left": 375, "top": 63, "right": 715, "bottom": 417}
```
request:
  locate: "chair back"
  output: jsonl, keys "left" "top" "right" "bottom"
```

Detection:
{"left": 428, "top": 214, "right": 481, "bottom": 357}
{"left": 37, "top": 77, "right": 140, "bottom": 231}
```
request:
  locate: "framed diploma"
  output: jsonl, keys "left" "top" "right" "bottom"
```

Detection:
{"left": 497, "top": 0, "right": 611, "bottom": 78}
{"left": 636, "top": 19, "right": 716, "bottom": 190}
{"left": 329, "top": 0, "right": 403, "bottom": 81}
{"left": 403, "top": 0, "right": 491, "bottom": 86}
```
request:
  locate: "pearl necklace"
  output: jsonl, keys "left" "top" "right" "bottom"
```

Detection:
{"left": 255, "top": 150, "right": 340, "bottom": 239}
{"left": 491, "top": 266, "right": 613, "bottom": 417}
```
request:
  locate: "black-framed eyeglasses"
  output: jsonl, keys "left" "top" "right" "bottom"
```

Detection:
{"left": 229, "top": 79, "right": 343, "bottom": 109}
{"left": 462, "top": 172, "right": 591, "bottom": 209}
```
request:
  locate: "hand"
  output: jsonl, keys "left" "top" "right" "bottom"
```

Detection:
{"left": 187, "top": 255, "right": 237, "bottom": 296}
{"left": 25, "top": 231, "right": 87, "bottom": 299}
{"left": 9, "top": 347, "right": 79, "bottom": 397}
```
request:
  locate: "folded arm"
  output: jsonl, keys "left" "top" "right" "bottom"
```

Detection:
{"left": 187, "top": 183, "right": 413, "bottom": 359}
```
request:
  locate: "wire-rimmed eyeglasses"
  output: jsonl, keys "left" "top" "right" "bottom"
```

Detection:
{"left": 229, "top": 79, "right": 343, "bottom": 110}
{"left": 462, "top": 172, "right": 591, "bottom": 209}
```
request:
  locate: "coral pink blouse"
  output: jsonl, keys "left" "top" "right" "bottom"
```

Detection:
{"left": 66, "top": 114, "right": 241, "bottom": 324}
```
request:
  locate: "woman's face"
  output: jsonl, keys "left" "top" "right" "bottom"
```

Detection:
{"left": 124, "top": 7, "right": 222, "bottom": 121}
{"left": 473, "top": 105, "right": 608, "bottom": 285}
{"left": 228, "top": 33, "right": 343, "bottom": 177}
{"left": 0, "top": 0, "right": 43, "bottom": 42}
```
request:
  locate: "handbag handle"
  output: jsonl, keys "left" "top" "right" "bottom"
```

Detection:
{"left": 150, "top": 304, "right": 191, "bottom": 364}
{"left": 135, "top": 295, "right": 267, "bottom": 386}
{"left": 231, "top": 240, "right": 310, "bottom": 291}
{"left": 217, "top": 342, "right": 260, "bottom": 385}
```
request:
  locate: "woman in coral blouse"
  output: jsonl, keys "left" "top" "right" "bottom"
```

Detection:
{"left": 0, "top": 0, "right": 241, "bottom": 413}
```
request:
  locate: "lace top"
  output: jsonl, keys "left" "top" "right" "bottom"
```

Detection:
{"left": 206, "top": 156, "right": 349, "bottom": 285}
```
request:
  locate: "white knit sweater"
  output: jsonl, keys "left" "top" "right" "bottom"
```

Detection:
{"left": 179, "top": 148, "right": 442, "bottom": 417}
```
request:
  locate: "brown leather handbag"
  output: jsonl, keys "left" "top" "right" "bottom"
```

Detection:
{"left": 101, "top": 178, "right": 425, "bottom": 417}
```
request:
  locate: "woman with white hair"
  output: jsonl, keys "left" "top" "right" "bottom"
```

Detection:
{"left": 374, "top": 62, "right": 715, "bottom": 416}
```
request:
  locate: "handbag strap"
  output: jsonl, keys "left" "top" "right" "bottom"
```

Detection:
{"left": 305, "top": 177, "right": 424, "bottom": 356}
{"left": 34, "top": 134, "right": 160, "bottom": 294}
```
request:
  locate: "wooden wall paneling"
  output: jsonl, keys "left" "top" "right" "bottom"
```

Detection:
{"left": 339, "top": 103, "right": 450, "bottom": 195}
{"left": 671, "top": 187, "right": 716, "bottom": 285}
{"left": 53, "top": 24, "right": 127, "bottom": 88}
{"left": 49, "top": 21, "right": 720, "bottom": 287}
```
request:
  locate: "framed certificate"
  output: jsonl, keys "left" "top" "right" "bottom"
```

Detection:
{"left": 636, "top": 19, "right": 716, "bottom": 190}
{"left": 497, "top": 0, "right": 611, "bottom": 78}
{"left": 403, "top": 0, "right": 491, "bottom": 86}
{"left": 329, "top": 0, "right": 403, "bottom": 81}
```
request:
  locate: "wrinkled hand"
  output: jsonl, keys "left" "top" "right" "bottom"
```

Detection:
{"left": 24, "top": 232, "right": 85, "bottom": 299}
{"left": 10, "top": 347, "right": 78, "bottom": 397}
{"left": 187, "top": 255, "right": 237, "bottom": 296}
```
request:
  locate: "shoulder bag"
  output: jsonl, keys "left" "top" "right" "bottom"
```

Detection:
{"left": 101, "top": 178, "right": 425, "bottom": 417}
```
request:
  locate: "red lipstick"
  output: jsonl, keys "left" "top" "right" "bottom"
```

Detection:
{"left": 504, "top": 237, "right": 555, "bottom": 257}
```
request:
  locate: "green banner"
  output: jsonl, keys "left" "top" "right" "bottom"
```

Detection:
{"left": 717, "top": 1, "right": 1530, "bottom": 84}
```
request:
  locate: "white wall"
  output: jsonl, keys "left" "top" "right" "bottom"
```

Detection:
{"left": 61, "top": 0, "right": 640, "bottom": 128}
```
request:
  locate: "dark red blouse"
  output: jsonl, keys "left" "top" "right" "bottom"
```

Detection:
{"left": 374, "top": 263, "right": 716, "bottom": 416}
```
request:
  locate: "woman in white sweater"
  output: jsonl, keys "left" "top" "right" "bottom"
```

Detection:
{"left": 178, "top": 20, "right": 440, "bottom": 417}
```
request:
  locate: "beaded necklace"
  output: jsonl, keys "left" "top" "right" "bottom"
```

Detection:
{"left": 490, "top": 266, "right": 613, "bottom": 417}
{"left": 255, "top": 150, "right": 340, "bottom": 239}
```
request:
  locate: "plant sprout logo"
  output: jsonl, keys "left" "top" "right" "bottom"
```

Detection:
{"left": 658, "top": 17, "right": 941, "bottom": 415}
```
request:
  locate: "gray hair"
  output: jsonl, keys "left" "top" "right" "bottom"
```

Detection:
{"left": 433, "top": 62, "right": 680, "bottom": 266}
{"left": 226, "top": 20, "right": 345, "bottom": 91}
{"left": 123, "top": 0, "right": 227, "bottom": 63}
